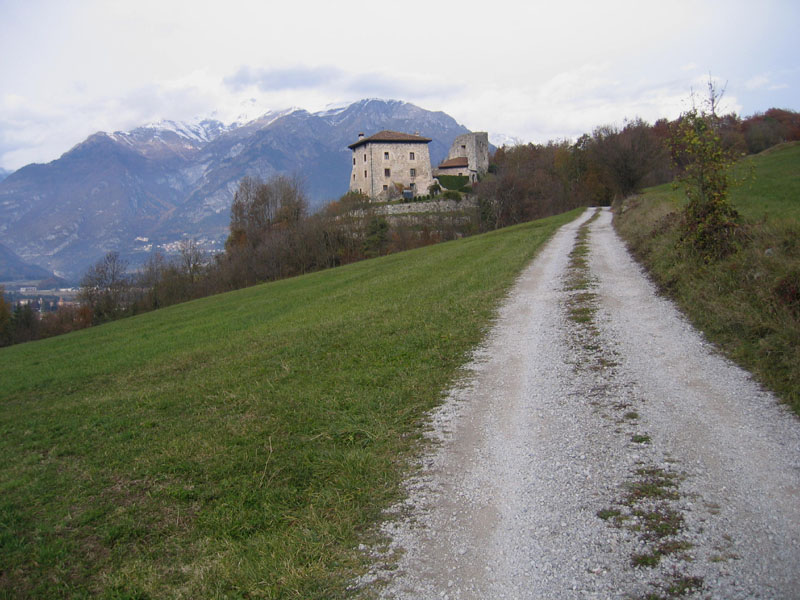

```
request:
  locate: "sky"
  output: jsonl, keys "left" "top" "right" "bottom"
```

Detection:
{"left": 1, "top": 0, "right": 798, "bottom": 171}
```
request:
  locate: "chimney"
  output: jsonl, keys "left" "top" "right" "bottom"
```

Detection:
{"left": 358, "top": 132, "right": 364, "bottom": 139}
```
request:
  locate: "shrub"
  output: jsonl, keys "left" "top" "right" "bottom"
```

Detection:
{"left": 442, "top": 190, "right": 461, "bottom": 201}
{"left": 438, "top": 175, "right": 469, "bottom": 191}
{"left": 669, "top": 89, "right": 743, "bottom": 262}
{"left": 774, "top": 270, "right": 800, "bottom": 316}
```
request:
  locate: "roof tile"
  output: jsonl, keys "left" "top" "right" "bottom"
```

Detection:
{"left": 348, "top": 130, "right": 432, "bottom": 149}
{"left": 438, "top": 157, "right": 469, "bottom": 168}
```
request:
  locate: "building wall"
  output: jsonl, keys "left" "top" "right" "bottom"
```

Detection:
{"left": 349, "top": 141, "right": 435, "bottom": 199}
{"left": 352, "top": 196, "right": 478, "bottom": 217}
{"left": 437, "top": 165, "right": 468, "bottom": 177}
{"left": 445, "top": 132, "right": 490, "bottom": 179}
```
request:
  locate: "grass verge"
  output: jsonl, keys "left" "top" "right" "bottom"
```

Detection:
{"left": 0, "top": 208, "right": 582, "bottom": 598}
{"left": 614, "top": 141, "right": 800, "bottom": 414}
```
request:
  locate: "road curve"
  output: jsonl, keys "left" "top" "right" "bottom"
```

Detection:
{"left": 361, "top": 207, "right": 800, "bottom": 599}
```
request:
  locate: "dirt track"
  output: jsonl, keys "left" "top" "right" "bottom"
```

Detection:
{"left": 364, "top": 207, "right": 800, "bottom": 599}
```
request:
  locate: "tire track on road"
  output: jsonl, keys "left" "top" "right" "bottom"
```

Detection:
{"left": 358, "top": 207, "right": 800, "bottom": 599}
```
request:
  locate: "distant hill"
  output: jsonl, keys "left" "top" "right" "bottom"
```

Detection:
{"left": 0, "top": 242, "right": 53, "bottom": 282}
{"left": 0, "top": 99, "right": 472, "bottom": 280}
{"left": 0, "top": 168, "right": 11, "bottom": 183}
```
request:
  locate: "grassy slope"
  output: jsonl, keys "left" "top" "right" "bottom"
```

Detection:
{"left": 0, "top": 208, "right": 581, "bottom": 599}
{"left": 615, "top": 141, "right": 800, "bottom": 413}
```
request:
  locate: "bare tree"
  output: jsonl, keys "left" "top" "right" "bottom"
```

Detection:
{"left": 179, "top": 239, "right": 205, "bottom": 284}
{"left": 79, "top": 251, "right": 131, "bottom": 323}
{"left": 590, "top": 119, "right": 668, "bottom": 200}
{"left": 0, "top": 285, "right": 12, "bottom": 346}
{"left": 224, "top": 174, "right": 310, "bottom": 284}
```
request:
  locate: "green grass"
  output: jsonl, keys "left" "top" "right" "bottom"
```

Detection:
{"left": 596, "top": 508, "right": 621, "bottom": 521}
{"left": 0, "top": 208, "right": 581, "bottom": 598}
{"left": 615, "top": 141, "right": 800, "bottom": 413}
{"left": 632, "top": 552, "right": 661, "bottom": 568}
{"left": 626, "top": 468, "right": 679, "bottom": 503}
{"left": 436, "top": 175, "right": 469, "bottom": 191}
{"left": 732, "top": 142, "right": 800, "bottom": 222}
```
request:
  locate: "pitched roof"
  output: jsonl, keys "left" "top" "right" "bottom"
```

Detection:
{"left": 348, "top": 130, "right": 432, "bottom": 149}
{"left": 438, "top": 156, "right": 469, "bottom": 168}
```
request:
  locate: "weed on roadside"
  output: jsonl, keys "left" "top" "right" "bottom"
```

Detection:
{"left": 597, "top": 508, "right": 621, "bottom": 520}
{"left": 614, "top": 142, "right": 800, "bottom": 413}
{"left": 638, "top": 572, "right": 704, "bottom": 599}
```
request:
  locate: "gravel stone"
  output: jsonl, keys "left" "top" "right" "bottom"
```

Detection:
{"left": 359, "top": 208, "right": 800, "bottom": 599}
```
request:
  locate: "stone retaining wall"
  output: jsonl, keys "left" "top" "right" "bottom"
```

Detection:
{"left": 358, "top": 197, "right": 477, "bottom": 217}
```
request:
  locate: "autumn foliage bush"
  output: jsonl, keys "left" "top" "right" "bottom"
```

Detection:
{"left": 669, "top": 108, "right": 743, "bottom": 262}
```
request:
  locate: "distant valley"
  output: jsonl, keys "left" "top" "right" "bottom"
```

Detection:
{"left": 0, "top": 99, "right": 478, "bottom": 281}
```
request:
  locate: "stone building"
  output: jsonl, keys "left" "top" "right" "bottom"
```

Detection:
{"left": 436, "top": 132, "right": 489, "bottom": 183}
{"left": 435, "top": 156, "right": 470, "bottom": 178}
{"left": 348, "top": 130, "right": 435, "bottom": 200}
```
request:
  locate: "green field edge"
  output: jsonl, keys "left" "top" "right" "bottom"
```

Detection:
{"left": 613, "top": 142, "right": 800, "bottom": 415}
{"left": 0, "top": 207, "right": 583, "bottom": 599}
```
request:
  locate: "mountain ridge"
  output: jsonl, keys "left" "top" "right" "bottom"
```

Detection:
{"left": 0, "top": 99, "right": 473, "bottom": 280}
{"left": 0, "top": 242, "right": 54, "bottom": 282}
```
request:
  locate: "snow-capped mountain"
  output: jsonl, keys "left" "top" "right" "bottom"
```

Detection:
{"left": 101, "top": 118, "right": 236, "bottom": 163}
{"left": 0, "top": 99, "right": 473, "bottom": 280}
{"left": 138, "top": 118, "right": 233, "bottom": 143}
{"left": 489, "top": 132, "right": 526, "bottom": 148}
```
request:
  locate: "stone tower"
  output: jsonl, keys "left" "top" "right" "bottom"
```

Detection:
{"left": 348, "top": 130, "right": 435, "bottom": 200}
{"left": 438, "top": 132, "right": 489, "bottom": 182}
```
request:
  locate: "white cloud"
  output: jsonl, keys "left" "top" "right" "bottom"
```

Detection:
{"left": 0, "top": 0, "right": 797, "bottom": 169}
{"left": 745, "top": 74, "right": 791, "bottom": 93}
{"left": 745, "top": 75, "right": 770, "bottom": 91}
{"left": 442, "top": 70, "right": 720, "bottom": 146}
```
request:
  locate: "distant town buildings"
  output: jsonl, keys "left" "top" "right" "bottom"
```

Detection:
{"left": 348, "top": 130, "right": 489, "bottom": 200}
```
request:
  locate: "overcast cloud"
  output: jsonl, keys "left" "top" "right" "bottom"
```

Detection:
{"left": 1, "top": 0, "right": 798, "bottom": 170}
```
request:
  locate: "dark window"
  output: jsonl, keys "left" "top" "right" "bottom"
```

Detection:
{"left": 410, "top": 168, "right": 416, "bottom": 177}
{"left": 364, "top": 170, "right": 367, "bottom": 177}
{"left": 384, "top": 152, "right": 389, "bottom": 160}
{"left": 410, "top": 152, "right": 415, "bottom": 160}
{"left": 352, "top": 174, "right": 355, "bottom": 180}
{"left": 353, "top": 157, "right": 356, "bottom": 165}
{"left": 410, "top": 182, "right": 416, "bottom": 190}
{"left": 364, "top": 154, "right": 367, "bottom": 162}
{"left": 384, "top": 168, "right": 391, "bottom": 177}
{"left": 383, "top": 185, "right": 388, "bottom": 191}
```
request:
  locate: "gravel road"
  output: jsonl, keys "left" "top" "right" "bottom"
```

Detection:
{"left": 361, "top": 207, "right": 800, "bottom": 599}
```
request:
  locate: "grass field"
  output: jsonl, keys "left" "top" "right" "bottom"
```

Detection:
{"left": 0, "top": 208, "right": 581, "bottom": 598}
{"left": 615, "top": 141, "right": 800, "bottom": 414}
